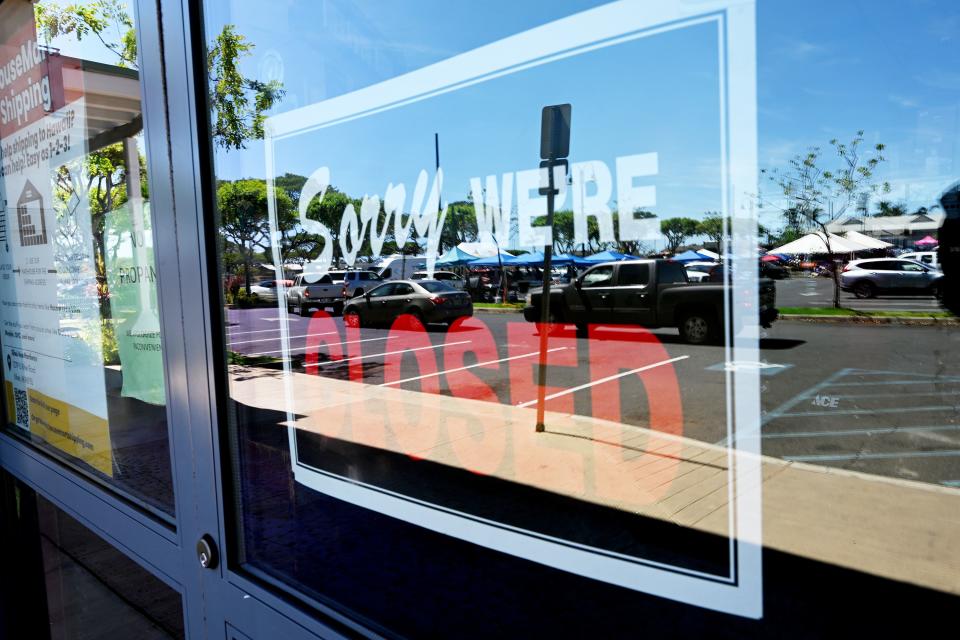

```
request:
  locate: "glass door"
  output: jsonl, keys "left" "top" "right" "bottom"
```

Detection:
{"left": 175, "top": 0, "right": 960, "bottom": 637}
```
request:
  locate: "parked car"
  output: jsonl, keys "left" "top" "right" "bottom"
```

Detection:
{"left": 709, "top": 261, "right": 789, "bottom": 281}
{"left": 342, "top": 280, "right": 473, "bottom": 328}
{"left": 376, "top": 255, "right": 426, "bottom": 280}
{"left": 286, "top": 270, "right": 384, "bottom": 315}
{"left": 250, "top": 280, "right": 281, "bottom": 302}
{"left": 341, "top": 270, "right": 384, "bottom": 297}
{"left": 286, "top": 272, "right": 346, "bottom": 315}
{"left": 412, "top": 270, "right": 466, "bottom": 290}
{"left": 898, "top": 251, "right": 939, "bottom": 269}
{"left": 759, "top": 261, "right": 789, "bottom": 279}
{"left": 684, "top": 261, "right": 718, "bottom": 282}
{"left": 524, "top": 259, "right": 778, "bottom": 344}
{"left": 840, "top": 258, "right": 943, "bottom": 299}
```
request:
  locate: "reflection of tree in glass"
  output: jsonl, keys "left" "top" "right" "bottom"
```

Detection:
{"left": 35, "top": 1, "right": 137, "bottom": 67}
{"left": 207, "top": 25, "right": 284, "bottom": 150}
{"left": 34, "top": 2, "right": 283, "bottom": 149}
{"left": 217, "top": 179, "right": 293, "bottom": 295}
{"left": 762, "top": 131, "right": 889, "bottom": 308}
{"left": 660, "top": 217, "right": 699, "bottom": 253}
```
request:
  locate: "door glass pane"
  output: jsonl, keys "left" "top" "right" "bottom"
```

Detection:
{"left": 203, "top": 0, "right": 959, "bottom": 636}
{"left": 0, "top": 1, "right": 174, "bottom": 519}
{"left": 36, "top": 494, "right": 185, "bottom": 639}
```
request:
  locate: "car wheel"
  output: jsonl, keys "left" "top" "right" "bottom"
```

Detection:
{"left": 679, "top": 311, "right": 716, "bottom": 345}
{"left": 343, "top": 309, "right": 362, "bottom": 328}
{"left": 932, "top": 282, "right": 943, "bottom": 300}
{"left": 852, "top": 281, "right": 875, "bottom": 299}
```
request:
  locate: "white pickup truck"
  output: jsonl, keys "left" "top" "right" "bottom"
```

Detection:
{"left": 285, "top": 270, "right": 383, "bottom": 316}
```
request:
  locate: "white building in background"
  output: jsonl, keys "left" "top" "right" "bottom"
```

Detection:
{"left": 826, "top": 210, "right": 944, "bottom": 247}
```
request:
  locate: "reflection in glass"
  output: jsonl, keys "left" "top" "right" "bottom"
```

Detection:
{"left": 0, "top": 1, "right": 172, "bottom": 517}
{"left": 205, "top": 0, "right": 958, "bottom": 636}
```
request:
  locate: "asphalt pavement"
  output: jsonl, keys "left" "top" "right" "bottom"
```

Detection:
{"left": 774, "top": 274, "right": 944, "bottom": 312}
{"left": 225, "top": 305, "right": 960, "bottom": 487}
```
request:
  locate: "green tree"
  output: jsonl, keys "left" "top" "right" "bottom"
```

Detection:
{"left": 660, "top": 217, "right": 700, "bottom": 253}
{"left": 762, "top": 130, "right": 889, "bottom": 307}
{"left": 875, "top": 200, "right": 908, "bottom": 217}
{"left": 439, "top": 200, "right": 479, "bottom": 251}
{"left": 217, "top": 179, "right": 293, "bottom": 293}
{"left": 610, "top": 210, "right": 655, "bottom": 256}
{"left": 35, "top": 3, "right": 281, "bottom": 150}
{"left": 35, "top": 1, "right": 137, "bottom": 67}
{"left": 697, "top": 214, "right": 725, "bottom": 247}
{"left": 207, "top": 25, "right": 284, "bottom": 149}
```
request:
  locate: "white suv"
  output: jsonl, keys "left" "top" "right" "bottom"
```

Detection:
{"left": 411, "top": 270, "right": 466, "bottom": 290}
{"left": 898, "top": 251, "right": 939, "bottom": 269}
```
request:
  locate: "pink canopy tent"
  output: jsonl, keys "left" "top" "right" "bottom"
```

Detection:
{"left": 915, "top": 235, "right": 938, "bottom": 246}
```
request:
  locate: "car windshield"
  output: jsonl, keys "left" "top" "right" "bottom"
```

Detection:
{"left": 418, "top": 281, "right": 457, "bottom": 293}
{"left": 328, "top": 272, "right": 346, "bottom": 282}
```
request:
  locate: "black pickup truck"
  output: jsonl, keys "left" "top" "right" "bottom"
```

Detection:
{"left": 523, "top": 259, "right": 778, "bottom": 344}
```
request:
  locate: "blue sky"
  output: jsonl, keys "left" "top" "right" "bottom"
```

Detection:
{"left": 45, "top": 0, "right": 960, "bottom": 246}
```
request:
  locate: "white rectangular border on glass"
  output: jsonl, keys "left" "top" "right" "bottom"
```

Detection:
{"left": 265, "top": 0, "right": 761, "bottom": 619}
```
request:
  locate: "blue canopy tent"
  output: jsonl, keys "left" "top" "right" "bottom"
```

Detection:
{"left": 512, "top": 251, "right": 591, "bottom": 267}
{"left": 468, "top": 253, "right": 520, "bottom": 267}
{"left": 583, "top": 250, "right": 639, "bottom": 263}
{"left": 435, "top": 246, "right": 478, "bottom": 267}
{"left": 672, "top": 249, "right": 711, "bottom": 263}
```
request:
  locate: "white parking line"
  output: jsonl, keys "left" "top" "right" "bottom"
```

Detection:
{"left": 228, "top": 330, "right": 338, "bottom": 347}
{"left": 777, "top": 405, "right": 957, "bottom": 418}
{"left": 243, "top": 335, "right": 390, "bottom": 357}
{"left": 785, "top": 450, "right": 960, "bottom": 462}
{"left": 320, "top": 340, "right": 471, "bottom": 367}
{"left": 226, "top": 323, "right": 304, "bottom": 337}
{"left": 764, "top": 425, "right": 960, "bottom": 439}
{"left": 516, "top": 355, "right": 689, "bottom": 408}
{"left": 830, "top": 379, "right": 960, "bottom": 387}
{"left": 380, "top": 347, "right": 569, "bottom": 387}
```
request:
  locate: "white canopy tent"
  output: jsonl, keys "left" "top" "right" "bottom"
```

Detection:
{"left": 842, "top": 230, "right": 892, "bottom": 249}
{"left": 768, "top": 232, "right": 869, "bottom": 255}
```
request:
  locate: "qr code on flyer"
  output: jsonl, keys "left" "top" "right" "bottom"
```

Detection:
{"left": 13, "top": 387, "right": 29, "bottom": 430}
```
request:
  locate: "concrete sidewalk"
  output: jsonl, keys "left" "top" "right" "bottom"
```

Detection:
{"left": 230, "top": 364, "right": 960, "bottom": 596}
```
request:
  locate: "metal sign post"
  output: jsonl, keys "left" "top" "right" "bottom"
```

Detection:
{"left": 535, "top": 104, "right": 571, "bottom": 432}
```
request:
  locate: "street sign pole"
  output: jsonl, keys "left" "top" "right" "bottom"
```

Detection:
{"left": 535, "top": 104, "right": 571, "bottom": 433}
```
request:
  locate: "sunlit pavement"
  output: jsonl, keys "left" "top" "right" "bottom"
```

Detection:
{"left": 224, "top": 306, "right": 959, "bottom": 486}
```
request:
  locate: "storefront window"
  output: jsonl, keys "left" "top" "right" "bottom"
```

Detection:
{"left": 0, "top": 2, "right": 173, "bottom": 519}
{"left": 204, "top": 0, "right": 958, "bottom": 635}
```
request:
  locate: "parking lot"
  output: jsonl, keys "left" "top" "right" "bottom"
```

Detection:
{"left": 775, "top": 274, "right": 943, "bottom": 312}
{"left": 225, "top": 306, "right": 959, "bottom": 487}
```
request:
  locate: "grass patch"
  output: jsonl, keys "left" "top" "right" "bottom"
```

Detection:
{"left": 474, "top": 302, "right": 525, "bottom": 310}
{"left": 779, "top": 306, "right": 955, "bottom": 318}
{"left": 228, "top": 351, "right": 282, "bottom": 366}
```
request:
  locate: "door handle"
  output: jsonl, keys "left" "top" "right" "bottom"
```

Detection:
{"left": 405, "top": 298, "right": 412, "bottom": 302}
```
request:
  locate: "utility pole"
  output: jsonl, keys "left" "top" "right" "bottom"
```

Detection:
{"left": 535, "top": 104, "right": 571, "bottom": 433}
